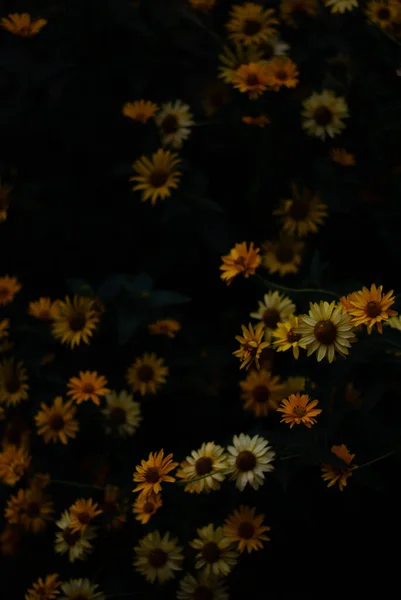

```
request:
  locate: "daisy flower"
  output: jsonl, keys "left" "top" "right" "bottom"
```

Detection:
{"left": 226, "top": 3, "right": 278, "bottom": 46}
{"left": 0, "top": 445, "right": 31, "bottom": 486}
{"left": 274, "top": 185, "right": 328, "bottom": 237}
{"left": 0, "top": 358, "right": 29, "bottom": 406}
{"left": 226, "top": 433, "right": 275, "bottom": 491}
{"left": 102, "top": 390, "right": 142, "bottom": 437}
{"left": 302, "top": 90, "right": 349, "bottom": 140}
{"left": 67, "top": 371, "right": 109, "bottom": 406}
{"left": 126, "top": 353, "right": 168, "bottom": 396}
{"left": 329, "top": 148, "right": 356, "bottom": 166}
{"left": 155, "top": 100, "right": 194, "bottom": 149}
{"left": 28, "top": 298, "right": 59, "bottom": 320}
{"left": 233, "top": 322, "right": 270, "bottom": 370}
{"left": 232, "top": 62, "right": 270, "bottom": 99}
{"left": 220, "top": 242, "right": 261, "bottom": 285}
{"left": 69, "top": 498, "right": 102, "bottom": 533}
{"left": 264, "top": 57, "right": 299, "bottom": 91}
{"left": 272, "top": 315, "right": 307, "bottom": 359}
{"left": 324, "top": 0, "right": 359, "bottom": 13}
{"left": 0, "top": 276, "right": 21, "bottom": 306}
{"left": 366, "top": 0, "right": 398, "bottom": 27}
{"left": 25, "top": 574, "right": 61, "bottom": 600}
{"left": 148, "top": 319, "right": 181, "bottom": 338}
{"left": 52, "top": 295, "right": 99, "bottom": 349}
{"left": 133, "top": 449, "right": 178, "bottom": 499}
{"left": 223, "top": 505, "right": 270, "bottom": 553}
{"left": 0, "top": 13, "right": 47, "bottom": 36}
{"left": 5, "top": 486, "right": 54, "bottom": 533}
{"left": 218, "top": 43, "right": 263, "bottom": 84}
{"left": 177, "top": 573, "right": 229, "bottom": 600}
{"left": 59, "top": 578, "right": 105, "bottom": 600}
{"left": 239, "top": 369, "right": 285, "bottom": 417}
{"left": 277, "top": 393, "right": 322, "bottom": 428}
{"left": 134, "top": 530, "right": 184, "bottom": 583}
{"left": 133, "top": 493, "right": 163, "bottom": 524}
{"left": 190, "top": 524, "right": 238, "bottom": 577}
{"left": 346, "top": 284, "right": 397, "bottom": 333}
{"left": 122, "top": 100, "right": 159, "bottom": 123}
{"left": 35, "top": 397, "right": 79, "bottom": 444}
{"left": 176, "top": 442, "right": 228, "bottom": 493}
{"left": 130, "top": 148, "right": 182, "bottom": 205}
{"left": 280, "top": 0, "right": 318, "bottom": 26}
{"left": 321, "top": 444, "right": 357, "bottom": 491}
{"left": 250, "top": 291, "right": 295, "bottom": 341}
{"left": 55, "top": 511, "right": 95, "bottom": 562}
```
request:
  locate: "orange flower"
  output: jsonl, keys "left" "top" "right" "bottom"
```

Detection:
{"left": 0, "top": 445, "right": 31, "bottom": 486}
{"left": 0, "top": 13, "right": 47, "bottom": 37}
{"left": 346, "top": 284, "right": 397, "bottom": 333}
{"left": 67, "top": 371, "right": 109, "bottom": 405}
{"left": 277, "top": 393, "right": 322, "bottom": 428}
{"left": 220, "top": 242, "right": 261, "bottom": 285}
{"left": 232, "top": 62, "right": 270, "bottom": 99}
{"left": 133, "top": 450, "right": 178, "bottom": 499}
{"left": 242, "top": 115, "right": 270, "bottom": 127}
{"left": 264, "top": 57, "right": 299, "bottom": 91}
{"left": 233, "top": 322, "right": 269, "bottom": 370}
{"left": 0, "top": 276, "right": 21, "bottom": 306}
{"left": 321, "top": 444, "right": 357, "bottom": 491}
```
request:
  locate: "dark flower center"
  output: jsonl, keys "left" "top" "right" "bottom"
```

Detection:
{"left": 314, "top": 320, "right": 337, "bottom": 344}
{"left": 72, "top": 595, "right": 88, "bottom": 600}
{"left": 137, "top": 365, "right": 154, "bottom": 382}
{"left": 293, "top": 406, "right": 306, "bottom": 417}
{"left": 149, "top": 169, "right": 169, "bottom": 189}
{"left": 148, "top": 548, "right": 167, "bottom": 568}
{"left": 289, "top": 199, "right": 310, "bottom": 220}
{"left": 145, "top": 467, "right": 161, "bottom": 483}
{"left": 275, "top": 244, "right": 295, "bottom": 263}
{"left": 110, "top": 407, "right": 127, "bottom": 425}
{"left": 202, "top": 541, "right": 221, "bottom": 563}
{"left": 0, "top": 286, "right": 9, "bottom": 299}
{"left": 275, "top": 70, "right": 288, "bottom": 81}
{"left": 69, "top": 312, "right": 86, "bottom": 332}
{"left": 252, "top": 385, "right": 270, "bottom": 404}
{"left": 25, "top": 502, "right": 40, "bottom": 518}
{"left": 49, "top": 414, "right": 65, "bottom": 431}
{"left": 234, "top": 256, "right": 246, "bottom": 268}
{"left": 366, "top": 301, "right": 381, "bottom": 318}
{"left": 5, "top": 371, "right": 21, "bottom": 394}
{"left": 243, "top": 18, "right": 262, "bottom": 35}
{"left": 262, "top": 308, "right": 280, "bottom": 329}
{"left": 314, "top": 106, "right": 333, "bottom": 126}
{"left": 238, "top": 521, "right": 255, "bottom": 539}
{"left": 195, "top": 456, "right": 213, "bottom": 476}
{"left": 287, "top": 329, "right": 301, "bottom": 343}
{"left": 77, "top": 511, "right": 91, "bottom": 525}
{"left": 62, "top": 528, "right": 80, "bottom": 546}
{"left": 194, "top": 586, "right": 214, "bottom": 600}
{"left": 135, "top": 113, "right": 147, "bottom": 123}
{"left": 236, "top": 450, "right": 257, "bottom": 471}
{"left": 377, "top": 7, "right": 390, "bottom": 20}
{"left": 161, "top": 114, "right": 179, "bottom": 134}
{"left": 82, "top": 383, "right": 95, "bottom": 394}
{"left": 143, "top": 502, "right": 155, "bottom": 514}
{"left": 246, "top": 74, "right": 260, "bottom": 86}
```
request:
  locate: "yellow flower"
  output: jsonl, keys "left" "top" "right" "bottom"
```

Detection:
{"left": 280, "top": 0, "right": 318, "bottom": 26}
{"left": 0, "top": 275, "right": 21, "bottom": 306}
{"left": 321, "top": 444, "right": 357, "bottom": 491}
{"left": 232, "top": 62, "right": 270, "bottom": 99}
{"left": 274, "top": 185, "right": 328, "bottom": 237}
{"left": 346, "top": 284, "right": 397, "bottom": 334}
{"left": 133, "top": 493, "right": 163, "bottom": 524}
{"left": 67, "top": 371, "right": 109, "bottom": 406}
{"left": 324, "top": 0, "right": 359, "bottom": 13}
{"left": 155, "top": 100, "right": 194, "bottom": 149}
{"left": 134, "top": 530, "right": 184, "bottom": 583}
{"left": 226, "top": 3, "right": 278, "bottom": 46}
{"left": 0, "top": 358, "right": 29, "bottom": 407}
{"left": 272, "top": 315, "right": 307, "bottom": 359}
{"left": 101, "top": 485, "right": 127, "bottom": 530}
{"left": 69, "top": 498, "right": 102, "bottom": 533}
{"left": 218, "top": 42, "right": 263, "bottom": 84}
{"left": 302, "top": 90, "right": 349, "bottom": 140}
{"left": 130, "top": 148, "right": 182, "bottom": 205}
{"left": 233, "top": 322, "right": 270, "bottom": 370}
{"left": 297, "top": 301, "right": 355, "bottom": 363}
{"left": 5, "top": 486, "right": 54, "bottom": 533}
{"left": 52, "top": 295, "right": 99, "bottom": 349}
{"left": 126, "top": 352, "right": 168, "bottom": 396}
{"left": 122, "top": 99, "right": 159, "bottom": 123}
{"left": 0, "top": 527, "right": 20, "bottom": 557}
{"left": 0, "top": 445, "right": 31, "bottom": 486}
{"left": 190, "top": 524, "right": 238, "bottom": 577}
{"left": 133, "top": 449, "right": 178, "bottom": 499}
{"left": 24, "top": 574, "right": 61, "bottom": 600}
{"left": 177, "top": 573, "right": 229, "bottom": 600}
{"left": 35, "top": 397, "right": 79, "bottom": 444}
{"left": 59, "top": 579, "right": 105, "bottom": 600}
{"left": 242, "top": 114, "right": 270, "bottom": 127}
{"left": 366, "top": 0, "right": 398, "bottom": 27}
{"left": 148, "top": 319, "right": 181, "bottom": 338}
{"left": 250, "top": 291, "right": 296, "bottom": 341}
{"left": 240, "top": 369, "right": 285, "bottom": 417}
{"left": 262, "top": 237, "right": 304, "bottom": 277}
{"left": 223, "top": 505, "right": 270, "bottom": 553}
{"left": 277, "top": 393, "right": 322, "bottom": 428}
{"left": 176, "top": 442, "right": 228, "bottom": 493}
{"left": 102, "top": 390, "right": 142, "bottom": 437}
{"left": 0, "top": 13, "right": 47, "bottom": 36}
{"left": 189, "top": 0, "right": 216, "bottom": 11}
{"left": 220, "top": 241, "right": 261, "bottom": 285}
{"left": 0, "top": 182, "right": 12, "bottom": 222}
{"left": 28, "top": 298, "right": 59, "bottom": 320}
{"left": 55, "top": 511, "right": 95, "bottom": 563}
{"left": 264, "top": 57, "right": 300, "bottom": 91}
{"left": 329, "top": 147, "right": 356, "bottom": 166}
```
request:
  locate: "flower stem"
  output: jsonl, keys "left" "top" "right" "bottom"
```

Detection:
{"left": 357, "top": 449, "right": 398, "bottom": 469}
{"left": 256, "top": 274, "right": 340, "bottom": 299}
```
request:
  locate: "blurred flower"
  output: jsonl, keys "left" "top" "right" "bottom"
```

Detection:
{"left": 55, "top": 511, "right": 95, "bottom": 562}
{"left": 280, "top": 0, "right": 318, "bottom": 26}
{"left": 388, "top": 315, "right": 401, "bottom": 330}
{"left": 5, "top": 485, "right": 54, "bottom": 533}
{"left": 324, "top": 0, "right": 358, "bottom": 13}
{"left": 133, "top": 492, "right": 163, "bottom": 524}
{"left": 233, "top": 322, "right": 269, "bottom": 370}
{"left": 223, "top": 505, "right": 270, "bottom": 553}
{"left": 0, "top": 319, "right": 9, "bottom": 341}
{"left": 226, "top": 433, "right": 275, "bottom": 490}
{"left": 0, "top": 276, "right": 21, "bottom": 306}
{"left": 122, "top": 99, "right": 158, "bottom": 123}
{"left": 302, "top": 90, "right": 349, "bottom": 140}
{"left": 189, "top": 0, "right": 216, "bottom": 11}
{"left": 232, "top": 62, "right": 270, "bottom": 99}
{"left": 155, "top": 100, "right": 194, "bottom": 149}
{"left": 0, "top": 444, "right": 31, "bottom": 486}
{"left": 0, "top": 182, "right": 12, "bottom": 222}
{"left": 0, "top": 358, "right": 29, "bottom": 407}
{"left": 25, "top": 574, "right": 61, "bottom": 600}
{"left": 67, "top": 371, "right": 109, "bottom": 406}
{"left": 148, "top": 319, "right": 181, "bottom": 338}
{"left": 264, "top": 57, "right": 299, "bottom": 90}
{"left": 102, "top": 390, "right": 142, "bottom": 437}
{"left": 35, "top": 397, "right": 79, "bottom": 444}
{"left": 126, "top": 353, "right": 168, "bottom": 396}
{"left": 0, "top": 527, "right": 20, "bottom": 556}
{"left": 329, "top": 147, "right": 356, "bottom": 166}
{"left": 52, "top": 296, "right": 99, "bottom": 349}
{"left": 297, "top": 301, "right": 355, "bottom": 362}
{"left": 0, "top": 13, "right": 47, "bottom": 36}
{"left": 262, "top": 236, "right": 304, "bottom": 277}
{"left": 69, "top": 498, "right": 102, "bottom": 533}
{"left": 226, "top": 3, "right": 278, "bottom": 46}
{"left": 130, "top": 148, "right": 182, "bottom": 205}
{"left": 201, "top": 80, "right": 231, "bottom": 116}
{"left": 218, "top": 42, "right": 263, "bottom": 84}
{"left": 101, "top": 485, "right": 127, "bottom": 530}
{"left": 283, "top": 376, "right": 307, "bottom": 395}
{"left": 242, "top": 114, "right": 270, "bottom": 127}
{"left": 257, "top": 34, "right": 290, "bottom": 59}
{"left": 346, "top": 284, "right": 397, "bottom": 333}
{"left": 344, "top": 382, "right": 362, "bottom": 407}
{"left": 321, "top": 444, "right": 357, "bottom": 491}
{"left": 220, "top": 241, "right": 261, "bottom": 285}
{"left": 133, "top": 449, "right": 178, "bottom": 499}
{"left": 59, "top": 579, "right": 105, "bottom": 600}
{"left": 177, "top": 573, "right": 229, "bottom": 600}
{"left": 277, "top": 393, "right": 322, "bottom": 428}
{"left": 134, "top": 531, "right": 184, "bottom": 583}
{"left": 28, "top": 298, "right": 59, "bottom": 320}
{"left": 272, "top": 315, "right": 306, "bottom": 359}
{"left": 176, "top": 442, "right": 228, "bottom": 493}
{"left": 190, "top": 524, "right": 238, "bottom": 577}
{"left": 274, "top": 185, "right": 327, "bottom": 237}
{"left": 240, "top": 369, "right": 284, "bottom": 417}
{"left": 366, "top": 0, "right": 398, "bottom": 27}
{"left": 250, "top": 291, "right": 295, "bottom": 342}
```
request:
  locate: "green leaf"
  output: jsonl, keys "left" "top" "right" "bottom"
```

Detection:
{"left": 149, "top": 290, "right": 191, "bottom": 307}
{"left": 122, "top": 273, "right": 154, "bottom": 297}
{"left": 117, "top": 311, "right": 142, "bottom": 345}
{"left": 66, "top": 278, "right": 93, "bottom": 295}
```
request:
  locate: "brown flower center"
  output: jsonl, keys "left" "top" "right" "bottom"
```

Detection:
{"left": 236, "top": 450, "right": 257, "bottom": 471}
{"left": 137, "top": 365, "right": 154, "bottom": 382}
{"left": 195, "top": 456, "right": 213, "bottom": 476}
{"left": 149, "top": 169, "right": 169, "bottom": 189}
{"left": 246, "top": 73, "right": 260, "bottom": 86}
{"left": 148, "top": 548, "right": 168, "bottom": 568}
{"left": 0, "top": 287, "right": 9, "bottom": 300}
{"left": 5, "top": 370, "right": 21, "bottom": 394}
{"left": 377, "top": 7, "right": 390, "bottom": 20}
{"left": 366, "top": 301, "right": 381, "bottom": 318}
{"left": 143, "top": 501, "right": 155, "bottom": 514}
{"left": 38, "top": 309, "right": 51, "bottom": 320}
{"left": 314, "top": 106, "right": 333, "bottom": 126}
{"left": 69, "top": 312, "right": 86, "bottom": 332}
{"left": 25, "top": 502, "right": 40, "bottom": 518}
{"left": 252, "top": 385, "right": 270, "bottom": 403}
{"left": 289, "top": 199, "right": 310, "bottom": 220}
{"left": 109, "top": 407, "right": 127, "bottom": 425}
{"left": 262, "top": 308, "right": 280, "bottom": 329}
{"left": 82, "top": 383, "right": 95, "bottom": 394}
{"left": 243, "top": 18, "right": 262, "bottom": 35}
{"left": 314, "top": 320, "right": 337, "bottom": 344}
{"left": 145, "top": 467, "right": 161, "bottom": 484}
{"left": 287, "top": 329, "right": 301, "bottom": 344}
{"left": 72, "top": 595, "right": 88, "bottom": 600}
{"left": 202, "top": 541, "right": 221, "bottom": 563}
{"left": 293, "top": 406, "right": 306, "bottom": 417}
{"left": 77, "top": 511, "right": 91, "bottom": 525}
{"left": 161, "top": 114, "right": 179, "bottom": 134}
{"left": 49, "top": 414, "right": 65, "bottom": 431}
{"left": 275, "top": 244, "right": 295, "bottom": 263}
{"left": 62, "top": 528, "right": 81, "bottom": 546}
{"left": 194, "top": 586, "right": 214, "bottom": 600}
{"left": 275, "top": 70, "right": 288, "bottom": 81}
{"left": 238, "top": 521, "right": 255, "bottom": 539}
{"left": 234, "top": 256, "right": 246, "bottom": 268}
{"left": 135, "top": 113, "right": 147, "bottom": 123}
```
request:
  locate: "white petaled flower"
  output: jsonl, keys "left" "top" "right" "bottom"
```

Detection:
{"left": 302, "top": 90, "right": 349, "bottom": 141}
{"left": 133, "top": 530, "right": 184, "bottom": 583}
{"left": 102, "top": 390, "right": 141, "bottom": 437}
{"left": 250, "top": 291, "right": 296, "bottom": 341}
{"left": 189, "top": 523, "right": 238, "bottom": 577}
{"left": 54, "top": 510, "right": 96, "bottom": 562}
{"left": 261, "top": 34, "right": 290, "bottom": 58}
{"left": 324, "top": 0, "right": 358, "bottom": 13}
{"left": 176, "top": 442, "right": 228, "bottom": 494}
{"left": 226, "top": 433, "right": 275, "bottom": 491}
{"left": 296, "top": 300, "right": 355, "bottom": 363}
{"left": 177, "top": 572, "right": 230, "bottom": 600}
{"left": 60, "top": 578, "right": 105, "bottom": 600}
{"left": 155, "top": 100, "right": 195, "bottom": 149}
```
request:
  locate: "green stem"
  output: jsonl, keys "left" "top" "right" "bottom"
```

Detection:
{"left": 51, "top": 479, "right": 105, "bottom": 491}
{"left": 256, "top": 274, "right": 340, "bottom": 299}
{"left": 357, "top": 449, "right": 398, "bottom": 469}
{"left": 280, "top": 454, "right": 301, "bottom": 461}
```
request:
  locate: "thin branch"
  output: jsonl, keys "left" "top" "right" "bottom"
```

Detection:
{"left": 256, "top": 274, "right": 340, "bottom": 299}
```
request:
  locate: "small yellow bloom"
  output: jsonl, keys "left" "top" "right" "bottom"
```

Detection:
{"left": 262, "top": 237, "right": 304, "bottom": 277}
{"left": 242, "top": 114, "right": 270, "bottom": 127}
{"left": 274, "top": 185, "right": 328, "bottom": 237}
{"left": 0, "top": 276, "right": 21, "bottom": 306}
{"left": 366, "top": 0, "right": 398, "bottom": 28}
{"left": 321, "top": 444, "right": 357, "bottom": 491}
{"left": 126, "top": 353, "right": 168, "bottom": 396}
{"left": 35, "top": 397, "right": 79, "bottom": 444}
{"left": 226, "top": 3, "right": 278, "bottom": 46}
{"left": 52, "top": 295, "right": 99, "bottom": 349}
{"left": 5, "top": 486, "right": 54, "bottom": 533}
{"left": 220, "top": 241, "right": 261, "bottom": 285}
{"left": 0, "top": 445, "right": 31, "bottom": 486}
{"left": 122, "top": 99, "right": 159, "bottom": 123}
{"left": 1, "top": 13, "right": 47, "bottom": 37}
{"left": 272, "top": 315, "right": 307, "bottom": 359}
{"left": 148, "top": 319, "right": 181, "bottom": 338}
{"left": 232, "top": 62, "right": 270, "bottom": 99}
{"left": 264, "top": 57, "right": 299, "bottom": 91}
{"left": 133, "top": 493, "right": 163, "bottom": 524}
{"left": 130, "top": 148, "right": 182, "bottom": 205}
{"left": 28, "top": 298, "right": 59, "bottom": 320}
{"left": 233, "top": 322, "right": 270, "bottom": 370}
{"left": 223, "top": 505, "right": 270, "bottom": 553}
{"left": 24, "top": 574, "right": 61, "bottom": 600}
{"left": 240, "top": 369, "right": 285, "bottom": 417}
{"left": 0, "top": 358, "right": 29, "bottom": 407}
{"left": 330, "top": 147, "right": 356, "bottom": 166}
{"left": 133, "top": 449, "right": 178, "bottom": 499}
{"left": 302, "top": 90, "right": 349, "bottom": 140}
{"left": 67, "top": 370, "right": 110, "bottom": 406}
{"left": 277, "top": 393, "right": 322, "bottom": 428}
{"left": 69, "top": 498, "right": 103, "bottom": 532}
{"left": 346, "top": 284, "right": 397, "bottom": 334}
